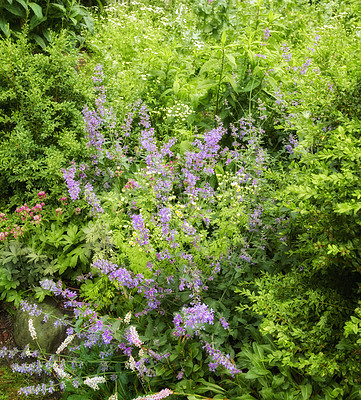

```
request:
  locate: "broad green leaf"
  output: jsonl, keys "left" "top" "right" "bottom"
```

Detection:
{"left": 31, "top": 33, "right": 46, "bottom": 49}
{"left": 173, "top": 80, "right": 180, "bottom": 95}
{"left": 30, "top": 14, "right": 46, "bottom": 30}
{"left": 239, "top": 78, "right": 262, "bottom": 93}
{"left": 83, "top": 15, "right": 94, "bottom": 33}
{"left": 221, "top": 30, "right": 227, "bottom": 45}
{"left": 225, "top": 53, "right": 236, "bottom": 68}
{"left": 68, "top": 395, "right": 91, "bottom": 400}
{"left": 0, "top": 15, "right": 10, "bottom": 36}
{"left": 300, "top": 384, "right": 312, "bottom": 400}
{"left": 70, "top": 5, "right": 85, "bottom": 18}
{"left": 245, "top": 366, "right": 270, "bottom": 379}
{"left": 16, "top": 0, "right": 28, "bottom": 10}
{"left": 28, "top": 2, "right": 43, "bottom": 19}
{"left": 179, "top": 140, "right": 193, "bottom": 154}
{"left": 199, "top": 59, "right": 221, "bottom": 76}
{"left": 49, "top": 3, "right": 66, "bottom": 15}
{"left": 3, "top": 2, "right": 26, "bottom": 17}
{"left": 224, "top": 73, "right": 238, "bottom": 92}
{"left": 42, "top": 29, "right": 52, "bottom": 42}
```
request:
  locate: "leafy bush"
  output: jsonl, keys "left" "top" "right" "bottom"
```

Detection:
{"left": 0, "top": 31, "right": 94, "bottom": 209}
{"left": 235, "top": 6, "right": 361, "bottom": 395}
{"left": 0, "top": 0, "right": 94, "bottom": 48}
{"left": 2, "top": 1, "right": 361, "bottom": 399}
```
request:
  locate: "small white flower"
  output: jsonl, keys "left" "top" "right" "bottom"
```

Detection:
{"left": 84, "top": 376, "right": 106, "bottom": 390}
{"left": 126, "top": 355, "right": 136, "bottom": 372}
{"left": 28, "top": 319, "right": 37, "bottom": 340}
{"left": 53, "top": 362, "right": 72, "bottom": 380}
{"left": 124, "top": 311, "right": 132, "bottom": 324}
{"left": 108, "top": 394, "right": 118, "bottom": 400}
{"left": 56, "top": 334, "right": 75, "bottom": 354}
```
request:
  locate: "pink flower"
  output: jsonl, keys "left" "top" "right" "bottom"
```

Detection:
{"left": 0, "top": 231, "right": 9, "bottom": 241}
{"left": 31, "top": 215, "right": 42, "bottom": 225}
{"left": 38, "top": 191, "right": 46, "bottom": 199}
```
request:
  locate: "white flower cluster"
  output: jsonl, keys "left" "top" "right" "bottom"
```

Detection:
{"left": 56, "top": 334, "right": 75, "bottom": 354}
{"left": 108, "top": 394, "right": 118, "bottom": 400}
{"left": 165, "top": 101, "right": 193, "bottom": 123}
{"left": 53, "top": 362, "right": 72, "bottom": 380}
{"left": 28, "top": 319, "right": 37, "bottom": 340}
{"left": 126, "top": 355, "right": 136, "bottom": 372}
{"left": 124, "top": 311, "right": 132, "bottom": 324}
{"left": 84, "top": 376, "right": 106, "bottom": 390}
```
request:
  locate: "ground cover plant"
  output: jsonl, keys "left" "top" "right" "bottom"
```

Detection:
{"left": 1, "top": 0, "right": 361, "bottom": 399}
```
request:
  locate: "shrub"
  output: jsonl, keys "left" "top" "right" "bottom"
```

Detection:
{"left": 0, "top": 0, "right": 94, "bottom": 48}
{"left": 0, "top": 30, "right": 94, "bottom": 209}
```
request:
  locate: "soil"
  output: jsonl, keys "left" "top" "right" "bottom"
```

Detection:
{"left": 0, "top": 303, "right": 16, "bottom": 361}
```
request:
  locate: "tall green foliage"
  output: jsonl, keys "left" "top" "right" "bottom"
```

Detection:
{"left": 0, "top": 31, "right": 94, "bottom": 208}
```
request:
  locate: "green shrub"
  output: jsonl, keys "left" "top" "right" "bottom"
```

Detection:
{"left": 0, "top": 0, "right": 94, "bottom": 48}
{"left": 0, "top": 31, "right": 94, "bottom": 209}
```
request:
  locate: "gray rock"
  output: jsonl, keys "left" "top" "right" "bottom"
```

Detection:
{"left": 14, "top": 298, "right": 67, "bottom": 354}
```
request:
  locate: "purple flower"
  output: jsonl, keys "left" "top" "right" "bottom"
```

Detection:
{"left": 203, "top": 341, "right": 241, "bottom": 377}
{"left": 174, "top": 303, "right": 214, "bottom": 336}
{"left": 219, "top": 317, "right": 229, "bottom": 329}
{"left": 63, "top": 165, "right": 81, "bottom": 201}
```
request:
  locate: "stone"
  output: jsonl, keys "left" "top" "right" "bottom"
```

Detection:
{"left": 14, "top": 298, "right": 67, "bottom": 354}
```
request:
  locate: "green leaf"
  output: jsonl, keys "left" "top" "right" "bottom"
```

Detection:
{"left": 300, "top": 384, "right": 312, "bottom": 400}
{"left": 245, "top": 366, "right": 270, "bottom": 379}
{"left": 3, "top": 2, "right": 26, "bottom": 17}
{"left": 179, "top": 140, "right": 193, "bottom": 155}
{"left": 30, "top": 14, "right": 46, "bottom": 30}
{"left": 31, "top": 33, "right": 46, "bottom": 49}
{"left": 49, "top": 3, "right": 66, "bottom": 15}
{"left": 225, "top": 53, "right": 236, "bottom": 68}
{"left": 68, "top": 395, "right": 91, "bottom": 400}
{"left": 70, "top": 5, "right": 85, "bottom": 18}
{"left": 0, "top": 15, "right": 10, "bottom": 36}
{"left": 224, "top": 73, "right": 238, "bottom": 92}
{"left": 111, "top": 319, "right": 122, "bottom": 332}
{"left": 28, "top": 2, "right": 43, "bottom": 19}
{"left": 42, "top": 28, "right": 52, "bottom": 42}
{"left": 83, "top": 15, "right": 94, "bottom": 33}
{"left": 240, "top": 78, "right": 262, "bottom": 93}
{"left": 16, "top": 0, "right": 28, "bottom": 10}
{"left": 221, "top": 30, "right": 227, "bottom": 45}
{"left": 199, "top": 59, "right": 221, "bottom": 76}
{"left": 173, "top": 80, "right": 180, "bottom": 95}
